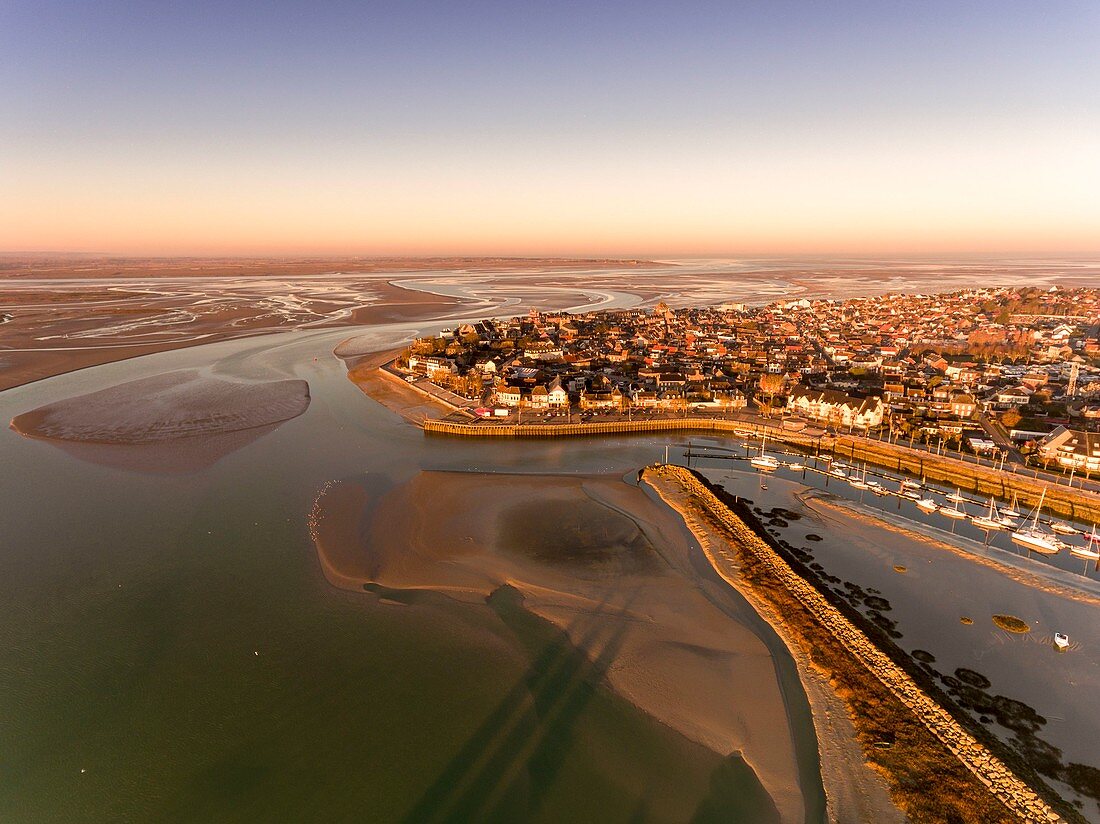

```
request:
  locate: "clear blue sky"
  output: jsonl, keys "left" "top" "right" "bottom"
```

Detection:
{"left": 2, "top": 1, "right": 1098, "bottom": 255}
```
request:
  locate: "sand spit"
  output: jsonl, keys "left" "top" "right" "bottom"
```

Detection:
{"left": 337, "top": 345, "right": 455, "bottom": 425}
{"left": 310, "top": 469, "right": 809, "bottom": 823}
{"left": 10, "top": 370, "right": 310, "bottom": 471}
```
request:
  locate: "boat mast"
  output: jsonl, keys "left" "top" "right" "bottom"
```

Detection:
{"left": 1032, "top": 487, "right": 1047, "bottom": 529}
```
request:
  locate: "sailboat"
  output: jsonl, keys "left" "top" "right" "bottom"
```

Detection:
{"left": 1000, "top": 492, "right": 1022, "bottom": 519}
{"left": 849, "top": 464, "right": 870, "bottom": 491}
{"left": 1049, "top": 519, "right": 1079, "bottom": 536}
{"left": 1011, "top": 488, "right": 1064, "bottom": 555}
{"left": 1070, "top": 526, "right": 1100, "bottom": 562}
{"left": 940, "top": 494, "right": 968, "bottom": 520}
{"left": 946, "top": 488, "right": 967, "bottom": 504}
{"left": 972, "top": 497, "right": 1007, "bottom": 531}
{"left": 749, "top": 431, "right": 780, "bottom": 471}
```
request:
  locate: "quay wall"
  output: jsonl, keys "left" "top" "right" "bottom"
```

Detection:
{"left": 422, "top": 417, "right": 1100, "bottom": 521}
{"left": 643, "top": 464, "right": 1062, "bottom": 823}
{"left": 832, "top": 436, "right": 1100, "bottom": 524}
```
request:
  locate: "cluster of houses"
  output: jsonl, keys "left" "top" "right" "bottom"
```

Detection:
{"left": 397, "top": 286, "right": 1100, "bottom": 450}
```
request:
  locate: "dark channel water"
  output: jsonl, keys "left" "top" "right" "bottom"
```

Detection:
{"left": 0, "top": 325, "right": 824, "bottom": 823}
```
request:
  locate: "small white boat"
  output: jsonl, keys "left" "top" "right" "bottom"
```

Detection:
{"left": 972, "top": 498, "right": 1007, "bottom": 531}
{"left": 849, "top": 464, "right": 870, "bottom": 490}
{"left": 750, "top": 431, "right": 779, "bottom": 471}
{"left": 1054, "top": 633, "right": 1070, "bottom": 650}
{"left": 902, "top": 490, "right": 921, "bottom": 501}
{"left": 916, "top": 498, "right": 939, "bottom": 513}
{"left": 901, "top": 479, "right": 922, "bottom": 491}
{"left": 750, "top": 455, "right": 780, "bottom": 471}
{"left": 941, "top": 494, "right": 968, "bottom": 520}
{"left": 1012, "top": 489, "right": 1063, "bottom": 554}
{"left": 1050, "top": 521, "right": 1079, "bottom": 536}
{"left": 872, "top": 486, "right": 890, "bottom": 496}
{"left": 998, "top": 515, "right": 1020, "bottom": 529}
{"left": 866, "top": 480, "right": 881, "bottom": 489}
{"left": 1070, "top": 544, "right": 1100, "bottom": 561}
{"left": 946, "top": 489, "right": 967, "bottom": 504}
{"left": 786, "top": 461, "right": 804, "bottom": 471}
{"left": 1000, "top": 492, "right": 1022, "bottom": 519}
{"left": 831, "top": 467, "right": 847, "bottom": 478}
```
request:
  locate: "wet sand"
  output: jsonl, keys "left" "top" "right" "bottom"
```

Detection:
{"left": 9, "top": 370, "right": 310, "bottom": 471}
{"left": 644, "top": 472, "right": 907, "bottom": 824}
{"left": 311, "top": 469, "right": 811, "bottom": 823}
{"left": 0, "top": 278, "right": 466, "bottom": 390}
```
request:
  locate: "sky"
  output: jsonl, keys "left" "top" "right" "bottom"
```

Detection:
{"left": 1, "top": 0, "right": 1098, "bottom": 258}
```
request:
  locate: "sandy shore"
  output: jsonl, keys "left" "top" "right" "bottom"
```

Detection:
{"left": 337, "top": 347, "right": 455, "bottom": 425}
{"left": 310, "top": 469, "right": 812, "bottom": 823}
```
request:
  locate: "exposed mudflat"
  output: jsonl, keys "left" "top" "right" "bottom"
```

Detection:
{"left": 11, "top": 370, "right": 310, "bottom": 444}
{"left": 311, "top": 469, "right": 811, "bottom": 823}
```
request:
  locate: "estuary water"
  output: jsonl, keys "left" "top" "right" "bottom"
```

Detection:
{"left": 0, "top": 321, "right": 824, "bottom": 823}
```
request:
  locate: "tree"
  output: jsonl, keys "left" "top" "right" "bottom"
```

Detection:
{"left": 758, "top": 373, "right": 784, "bottom": 417}
{"left": 1001, "top": 408, "right": 1022, "bottom": 429}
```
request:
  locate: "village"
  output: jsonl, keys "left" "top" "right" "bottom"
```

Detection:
{"left": 394, "top": 285, "right": 1100, "bottom": 476}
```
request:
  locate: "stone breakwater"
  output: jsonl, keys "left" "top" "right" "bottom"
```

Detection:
{"left": 643, "top": 464, "right": 1062, "bottom": 824}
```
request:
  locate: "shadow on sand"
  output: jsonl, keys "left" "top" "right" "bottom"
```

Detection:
{"left": 401, "top": 584, "right": 780, "bottom": 824}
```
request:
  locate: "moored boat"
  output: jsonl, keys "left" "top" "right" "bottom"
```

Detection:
{"left": 750, "top": 454, "right": 780, "bottom": 471}
{"left": 1070, "top": 544, "right": 1100, "bottom": 561}
{"left": 916, "top": 498, "right": 939, "bottom": 513}
{"left": 849, "top": 464, "right": 870, "bottom": 490}
{"left": 1011, "top": 487, "right": 1063, "bottom": 555}
{"left": 750, "top": 431, "right": 779, "bottom": 471}
{"left": 1012, "top": 529, "right": 1064, "bottom": 555}
{"left": 1050, "top": 520, "right": 1079, "bottom": 536}
{"left": 972, "top": 498, "right": 1006, "bottom": 531}
{"left": 941, "top": 497, "right": 968, "bottom": 520}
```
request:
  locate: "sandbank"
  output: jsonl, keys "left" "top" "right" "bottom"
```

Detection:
{"left": 310, "top": 469, "right": 811, "bottom": 823}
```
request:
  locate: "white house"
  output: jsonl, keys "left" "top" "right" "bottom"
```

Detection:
{"left": 786, "top": 386, "right": 884, "bottom": 429}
